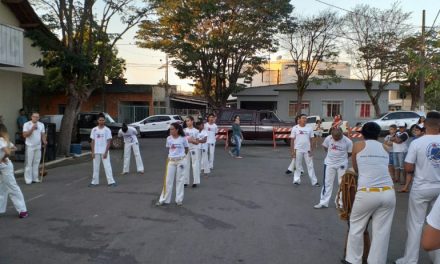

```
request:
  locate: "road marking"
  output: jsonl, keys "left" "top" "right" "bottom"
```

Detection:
{"left": 65, "top": 176, "right": 88, "bottom": 186}
{"left": 8, "top": 193, "right": 45, "bottom": 209}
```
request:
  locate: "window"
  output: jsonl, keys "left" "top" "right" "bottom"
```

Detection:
{"left": 58, "top": 104, "right": 66, "bottom": 114}
{"left": 219, "top": 111, "right": 234, "bottom": 121}
{"left": 289, "top": 101, "right": 310, "bottom": 117}
{"left": 158, "top": 116, "right": 171, "bottom": 122}
{"left": 400, "top": 112, "right": 420, "bottom": 119}
{"left": 322, "top": 101, "right": 342, "bottom": 118}
{"left": 355, "top": 101, "right": 373, "bottom": 119}
{"left": 382, "top": 112, "right": 401, "bottom": 120}
{"left": 318, "top": 69, "right": 336, "bottom": 76}
{"left": 260, "top": 112, "right": 280, "bottom": 122}
{"left": 238, "top": 113, "right": 254, "bottom": 121}
{"left": 145, "top": 116, "right": 160, "bottom": 123}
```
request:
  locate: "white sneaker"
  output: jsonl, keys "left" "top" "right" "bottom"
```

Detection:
{"left": 314, "top": 204, "right": 328, "bottom": 209}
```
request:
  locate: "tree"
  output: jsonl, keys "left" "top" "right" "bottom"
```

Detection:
{"left": 280, "top": 11, "right": 341, "bottom": 116}
{"left": 29, "top": 0, "right": 150, "bottom": 156}
{"left": 136, "top": 0, "right": 292, "bottom": 108}
{"left": 340, "top": 3, "right": 411, "bottom": 116}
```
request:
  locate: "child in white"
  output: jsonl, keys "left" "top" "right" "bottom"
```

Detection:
{"left": 314, "top": 128, "right": 352, "bottom": 208}
{"left": 392, "top": 122, "right": 409, "bottom": 184}
{"left": 22, "top": 112, "right": 47, "bottom": 184}
{"left": 291, "top": 114, "right": 318, "bottom": 186}
{"left": 395, "top": 115, "right": 440, "bottom": 264}
{"left": 197, "top": 122, "right": 210, "bottom": 175}
{"left": 90, "top": 114, "right": 116, "bottom": 186}
{"left": 157, "top": 124, "right": 189, "bottom": 206}
{"left": 0, "top": 124, "right": 28, "bottom": 218}
{"left": 118, "top": 124, "right": 144, "bottom": 174}
{"left": 204, "top": 114, "right": 218, "bottom": 170}
{"left": 183, "top": 117, "right": 200, "bottom": 187}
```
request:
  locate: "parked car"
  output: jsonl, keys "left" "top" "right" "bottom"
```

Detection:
{"left": 367, "top": 111, "right": 424, "bottom": 136}
{"left": 216, "top": 109, "right": 294, "bottom": 145}
{"left": 77, "top": 112, "right": 139, "bottom": 148}
{"left": 131, "top": 115, "right": 183, "bottom": 137}
{"left": 306, "top": 115, "right": 349, "bottom": 136}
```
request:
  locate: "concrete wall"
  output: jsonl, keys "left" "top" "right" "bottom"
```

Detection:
{"left": 0, "top": 70, "right": 22, "bottom": 135}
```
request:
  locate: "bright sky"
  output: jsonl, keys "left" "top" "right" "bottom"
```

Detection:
{"left": 113, "top": 0, "right": 440, "bottom": 91}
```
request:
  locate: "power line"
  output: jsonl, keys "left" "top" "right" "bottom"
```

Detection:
{"left": 431, "top": 9, "right": 440, "bottom": 30}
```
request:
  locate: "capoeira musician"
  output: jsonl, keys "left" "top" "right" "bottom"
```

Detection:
{"left": 314, "top": 127, "right": 352, "bottom": 209}
{"left": 290, "top": 114, "right": 319, "bottom": 186}
{"left": 395, "top": 111, "right": 440, "bottom": 264}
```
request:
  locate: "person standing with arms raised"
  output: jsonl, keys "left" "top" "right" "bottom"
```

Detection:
{"left": 22, "top": 112, "right": 47, "bottom": 184}
{"left": 291, "top": 114, "right": 319, "bottom": 186}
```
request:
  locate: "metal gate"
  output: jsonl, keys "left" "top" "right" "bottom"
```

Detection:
{"left": 118, "top": 104, "right": 149, "bottom": 123}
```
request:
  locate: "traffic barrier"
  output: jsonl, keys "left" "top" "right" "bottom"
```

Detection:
{"left": 216, "top": 128, "right": 229, "bottom": 149}
{"left": 272, "top": 127, "right": 292, "bottom": 148}
{"left": 349, "top": 126, "right": 363, "bottom": 139}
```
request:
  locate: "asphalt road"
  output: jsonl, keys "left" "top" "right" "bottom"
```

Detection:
{"left": 0, "top": 138, "right": 431, "bottom": 264}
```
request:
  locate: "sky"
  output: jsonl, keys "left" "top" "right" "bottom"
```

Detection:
{"left": 112, "top": 0, "right": 440, "bottom": 92}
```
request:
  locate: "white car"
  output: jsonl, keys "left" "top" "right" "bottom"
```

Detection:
{"left": 131, "top": 115, "right": 183, "bottom": 137}
{"left": 368, "top": 111, "right": 424, "bottom": 135}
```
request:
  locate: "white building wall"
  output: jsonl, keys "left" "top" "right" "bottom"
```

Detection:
{"left": 0, "top": 70, "right": 22, "bottom": 135}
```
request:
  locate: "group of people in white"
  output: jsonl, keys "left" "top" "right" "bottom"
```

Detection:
{"left": 285, "top": 112, "right": 440, "bottom": 264}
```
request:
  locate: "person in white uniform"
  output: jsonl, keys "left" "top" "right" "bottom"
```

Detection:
{"left": 286, "top": 115, "right": 301, "bottom": 175}
{"left": 196, "top": 121, "right": 210, "bottom": 176}
{"left": 156, "top": 123, "right": 189, "bottom": 206}
{"left": 314, "top": 127, "right": 352, "bottom": 209}
{"left": 395, "top": 112, "right": 440, "bottom": 264}
{"left": 422, "top": 195, "right": 440, "bottom": 251}
{"left": 183, "top": 116, "right": 200, "bottom": 187}
{"left": 0, "top": 124, "right": 28, "bottom": 218}
{"left": 22, "top": 112, "right": 47, "bottom": 184}
{"left": 291, "top": 114, "right": 319, "bottom": 186}
{"left": 204, "top": 113, "right": 218, "bottom": 170}
{"left": 345, "top": 122, "right": 396, "bottom": 264}
{"left": 118, "top": 123, "right": 144, "bottom": 175}
{"left": 89, "top": 113, "right": 116, "bottom": 187}
{"left": 391, "top": 122, "right": 409, "bottom": 185}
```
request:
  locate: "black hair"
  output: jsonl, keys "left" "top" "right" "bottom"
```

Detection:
{"left": 208, "top": 113, "right": 215, "bottom": 118}
{"left": 195, "top": 121, "right": 203, "bottom": 129}
{"left": 170, "top": 123, "right": 185, "bottom": 137}
{"left": 426, "top": 111, "right": 440, "bottom": 119}
{"left": 418, "top": 116, "right": 425, "bottom": 124}
{"left": 19, "top": 108, "right": 24, "bottom": 112}
{"left": 299, "top": 114, "right": 307, "bottom": 118}
{"left": 233, "top": 115, "right": 240, "bottom": 121}
{"left": 389, "top": 124, "right": 397, "bottom": 129}
{"left": 98, "top": 112, "right": 105, "bottom": 119}
{"left": 122, "top": 123, "right": 128, "bottom": 133}
{"left": 361, "top": 122, "right": 381, "bottom": 140}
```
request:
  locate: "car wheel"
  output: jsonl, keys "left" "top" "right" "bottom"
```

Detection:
{"left": 140, "top": 132, "right": 146, "bottom": 138}
{"left": 111, "top": 136, "right": 123, "bottom": 149}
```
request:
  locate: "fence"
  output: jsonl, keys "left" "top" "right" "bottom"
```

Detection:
{"left": 118, "top": 105, "right": 149, "bottom": 123}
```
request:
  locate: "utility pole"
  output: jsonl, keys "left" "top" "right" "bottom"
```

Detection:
{"left": 159, "top": 54, "right": 170, "bottom": 114}
{"left": 419, "top": 10, "right": 426, "bottom": 112}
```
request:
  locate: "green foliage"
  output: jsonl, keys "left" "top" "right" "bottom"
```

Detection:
{"left": 137, "top": 0, "right": 292, "bottom": 107}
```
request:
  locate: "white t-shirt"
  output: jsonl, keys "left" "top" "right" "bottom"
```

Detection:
{"left": 323, "top": 135, "right": 353, "bottom": 166}
{"left": 23, "top": 121, "right": 45, "bottom": 149}
{"left": 197, "top": 130, "right": 208, "bottom": 150}
{"left": 184, "top": 127, "right": 199, "bottom": 150}
{"left": 90, "top": 126, "right": 112, "bottom": 154}
{"left": 166, "top": 136, "right": 189, "bottom": 158}
{"left": 405, "top": 135, "right": 440, "bottom": 191}
{"left": 0, "top": 137, "right": 14, "bottom": 167}
{"left": 204, "top": 123, "right": 218, "bottom": 144}
{"left": 290, "top": 125, "right": 314, "bottom": 152}
{"left": 393, "top": 131, "right": 409, "bottom": 153}
{"left": 427, "top": 196, "right": 440, "bottom": 230}
{"left": 118, "top": 127, "right": 138, "bottom": 144}
{"left": 384, "top": 134, "right": 394, "bottom": 152}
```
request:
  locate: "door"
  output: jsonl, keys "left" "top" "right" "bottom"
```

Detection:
{"left": 157, "top": 116, "right": 172, "bottom": 131}
{"left": 141, "top": 116, "right": 161, "bottom": 132}
{"left": 379, "top": 112, "right": 402, "bottom": 130}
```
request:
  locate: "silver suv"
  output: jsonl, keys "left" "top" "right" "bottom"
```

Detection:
{"left": 369, "top": 111, "right": 424, "bottom": 135}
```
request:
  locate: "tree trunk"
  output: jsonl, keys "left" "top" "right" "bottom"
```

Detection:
{"left": 57, "top": 95, "right": 82, "bottom": 156}
{"left": 373, "top": 100, "right": 381, "bottom": 118}
{"left": 296, "top": 91, "right": 303, "bottom": 116}
{"left": 409, "top": 79, "right": 418, "bottom": 111}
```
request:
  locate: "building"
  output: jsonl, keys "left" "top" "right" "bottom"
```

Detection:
{"left": 240, "top": 59, "right": 351, "bottom": 87}
{"left": 233, "top": 78, "right": 399, "bottom": 126}
{"left": 0, "top": 0, "right": 51, "bottom": 135}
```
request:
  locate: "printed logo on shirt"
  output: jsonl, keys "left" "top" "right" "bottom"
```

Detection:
{"left": 96, "top": 133, "right": 105, "bottom": 139}
{"left": 330, "top": 143, "right": 344, "bottom": 151}
{"left": 171, "top": 144, "right": 177, "bottom": 150}
{"left": 426, "top": 143, "right": 440, "bottom": 167}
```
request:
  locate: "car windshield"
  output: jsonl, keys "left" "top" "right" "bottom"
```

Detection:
{"left": 105, "top": 113, "right": 116, "bottom": 123}
{"left": 307, "top": 117, "right": 316, "bottom": 123}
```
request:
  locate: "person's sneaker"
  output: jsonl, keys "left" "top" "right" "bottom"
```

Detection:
{"left": 228, "top": 151, "right": 234, "bottom": 157}
{"left": 192, "top": 184, "right": 197, "bottom": 188}
{"left": 314, "top": 204, "right": 328, "bottom": 209}
{"left": 314, "top": 183, "right": 321, "bottom": 187}
{"left": 108, "top": 183, "right": 117, "bottom": 187}
{"left": 184, "top": 184, "right": 188, "bottom": 188}
{"left": 19, "top": 211, "right": 29, "bottom": 218}
{"left": 176, "top": 202, "right": 183, "bottom": 206}
{"left": 120, "top": 172, "right": 128, "bottom": 175}
{"left": 235, "top": 156, "right": 243, "bottom": 159}
{"left": 155, "top": 201, "right": 164, "bottom": 206}
{"left": 138, "top": 171, "right": 144, "bottom": 175}
{"left": 32, "top": 180, "right": 40, "bottom": 183}
{"left": 293, "top": 182, "right": 300, "bottom": 185}
{"left": 285, "top": 170, "right": 292, "bottom": 174}
{"left": 88, "top": 183, "right": 98, "bottom": 187}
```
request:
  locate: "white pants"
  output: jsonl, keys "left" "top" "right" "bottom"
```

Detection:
{"left": 92, "top": 153, "right": 115, "bottom": 185}
{"left": 159, "top": 158, "right": 185, "bottom": 204}
{"left": 199, "top": 149, "right": 210, "bottom": 174}
{"left": 0, "top": 162, "right": 27, "bottom": 213}
{"left": 24, "top": 147, "right": 41, "bottom": 184}
{"left": 123, "top": 143, "right": 144, "bottom": 173}
{"left": 346, "top": 190, "right": 396, "bottom": 264}
{"left": 395, "top": 188, "right": 440, "bottom": 264}
{"left": 184, "top": 149, "right": 200, "bottom": 185}
{"left": 293, "top": 152, "right": 317, "bottom": 185}
{"left": 319, "top": 163, "right": 346, "bottom": 207}
{"left": 287, "top": 158, "right": 296, "bottom": 171}
{"left": 208, "top": 142, "right": 216, "bottom": 169}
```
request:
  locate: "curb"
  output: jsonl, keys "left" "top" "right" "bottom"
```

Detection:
{"left": 14, "top": 151, "right": 92, "bottom": 175}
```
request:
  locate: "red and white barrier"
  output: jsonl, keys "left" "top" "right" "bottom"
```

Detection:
{"left": 216, "top": 128, "right": 229, "bottom": 149}
{"left": 349, "top": 126, "right": 363, "bottom": 139}
{"left": 272, "top": 127, "right": 292, "bottom": 148}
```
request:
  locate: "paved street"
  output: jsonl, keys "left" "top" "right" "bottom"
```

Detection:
{"left": 0, "top": 138, "right": 430, "bottom": 264}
